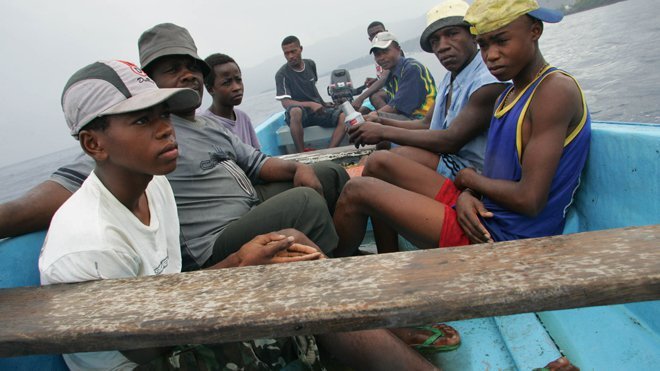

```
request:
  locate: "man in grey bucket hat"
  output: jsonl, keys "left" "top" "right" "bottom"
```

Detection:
{"left": 138, "top": 22, "right": 211, "bottom": 77}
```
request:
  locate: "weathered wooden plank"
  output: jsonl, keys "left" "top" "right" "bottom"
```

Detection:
{"left": 0, "top": 225, "right": 658, "bottom": 357}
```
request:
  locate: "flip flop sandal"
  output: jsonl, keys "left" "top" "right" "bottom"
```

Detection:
{"left": 411, "top": 324, "right": 461, "bottom": 354}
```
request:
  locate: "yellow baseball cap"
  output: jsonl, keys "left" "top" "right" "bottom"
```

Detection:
{"left": 465, "top": 0, "right": 563, "bottom": 35}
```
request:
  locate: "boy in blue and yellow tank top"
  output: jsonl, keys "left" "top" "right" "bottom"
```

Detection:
{"left": 455, "top": 0, "right": 591, "bottom": 243}
{"left": 334, "top": 0, "right": 590, "bottom": 257}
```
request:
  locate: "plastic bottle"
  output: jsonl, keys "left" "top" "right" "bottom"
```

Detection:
{"left": 340, "top": 101, "right": 365, "bottom": 127}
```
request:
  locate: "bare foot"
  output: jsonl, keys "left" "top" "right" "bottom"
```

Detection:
{"left": 538, "top": 356, "right": 580, "bottom": 371}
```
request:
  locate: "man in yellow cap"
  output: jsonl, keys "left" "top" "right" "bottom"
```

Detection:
{"left": 442, "top": 7, "right": 583, "bottom": 368}
{"left": 453, "top": 0, "right": 591, "bottom": 245}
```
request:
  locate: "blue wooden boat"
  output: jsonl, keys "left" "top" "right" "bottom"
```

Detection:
{"left": 1, "top": 116, "right": 658, "bottom": 370}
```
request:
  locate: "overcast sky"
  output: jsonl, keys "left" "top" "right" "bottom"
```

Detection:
{"left": 0, "top": 0, "right": 444, "bottom": 167}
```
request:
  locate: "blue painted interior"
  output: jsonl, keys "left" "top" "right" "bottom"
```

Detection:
{"left": 539, "top": 122, "right": 660, "bottom": 371}
{"left": 255, "top": 111, "right": 286, "bottom": 156}
{"left": 0, "top": 121, "right": 657, "bottom": 370}
{"left": 0, "top": 231, "right": 68, "bottom": 370}
{"left": 562, "top": 122, "right": 660, "bottom": 233}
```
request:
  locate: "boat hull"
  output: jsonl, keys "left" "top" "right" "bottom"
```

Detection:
{"left": 1, "top": 120, "right": 658, "bottom": 370}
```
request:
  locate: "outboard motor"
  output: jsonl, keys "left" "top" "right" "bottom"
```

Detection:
{"left": 327, "top": 69, "right": 366, "bottom": 105}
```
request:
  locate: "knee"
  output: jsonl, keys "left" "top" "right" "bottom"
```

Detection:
{"left": 337, "top": 177, "right": 372, "bottom": 206}
{"left": 313, "top": 162, "right": 349, "bottom": 189}
{"left": 362, "top": 151, "right": 393, "bottom": 178}
{"left": 287, "top": 107, "right": 303, "bottom": 124}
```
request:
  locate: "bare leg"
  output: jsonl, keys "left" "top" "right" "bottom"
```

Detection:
{"left": 333, "top": 176, "right": 447, "bottom": 257}
{"left": 333, "top": 152, "right": 452, "bottom": 256}
{"left": 317, "top": 330, "right": 440, "bottom": 371}
{"left": 332, "top": 178, "right": 371, "bottom": 257}
{"left": 364, "top": 151, "right": 448, "bottom": 254}
{"left": 328, "top": 112, "right": 346, "bottom": 148}
{"left": 372, "top": 214, "right": 399, "bottom": 254}
{"left": 390, "top": 146, "right": 441, "bottom": 171}
{"left": 288, "top": 107, "right": 305, "bottom": 153}
{"left": 370, "top": 90, "right": 389, "bottom": 110}
{"left": 359, "top": 105, "right": 373, "bottom": 115}
{"left": 363, "top": 150, "right": 447, "bottom": 197}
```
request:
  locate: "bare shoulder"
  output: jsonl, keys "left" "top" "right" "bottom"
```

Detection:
{"left": 531, "top": 71, "right": 583, "bottom": 130}
{"left": 534, "top": 72, "right": 582, "bottom": 112}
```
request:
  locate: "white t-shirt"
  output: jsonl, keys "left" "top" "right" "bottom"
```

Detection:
{"left": 39, "top": 171, "right": 181, "bottom": 371}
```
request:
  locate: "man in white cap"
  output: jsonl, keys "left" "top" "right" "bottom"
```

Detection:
{"left": 351, "top": 21, "right": 395, "bottom": 114}
{"left": 369, "top": 31, "right": 438, "bottom": 120}
{"left": 349, "top": 0, "right": 506, "bottom": 181}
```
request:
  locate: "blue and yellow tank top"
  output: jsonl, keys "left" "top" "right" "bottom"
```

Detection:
{"left": 481, "top": 66, "right": 591, "bottom": 241}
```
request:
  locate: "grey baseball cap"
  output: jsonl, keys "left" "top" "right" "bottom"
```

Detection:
{"left": 61, "top": 60, "right": 200, "bottom": 137}
{"left": 138, "top": 23, "right": 211, "bottom": 77}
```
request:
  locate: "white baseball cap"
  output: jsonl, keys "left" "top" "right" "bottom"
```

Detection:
{"left": 370, "top": 31, "right": 399, "bottom": 53}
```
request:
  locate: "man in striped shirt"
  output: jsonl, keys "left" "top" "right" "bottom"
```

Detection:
{"left": 370, "top": 31, "right": 437, "bottom": 120}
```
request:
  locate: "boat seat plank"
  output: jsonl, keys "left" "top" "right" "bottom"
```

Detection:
{"left": 0, "top": 225, "right": 658, "bottom": 357}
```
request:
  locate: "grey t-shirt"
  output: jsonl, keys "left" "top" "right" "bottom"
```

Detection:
{"left": 50, "top": 114, "right": 268, "bottom": 270}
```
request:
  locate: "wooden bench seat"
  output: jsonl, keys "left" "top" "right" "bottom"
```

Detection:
{"left": 0, "top": 225, "right": 658, "bottom": 357}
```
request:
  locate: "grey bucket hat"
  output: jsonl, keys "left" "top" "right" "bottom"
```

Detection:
{"left": 138, "top": 23, "right": 211, "bottom": 77}
{"left": 420, "top": 0, "right": 471, "bottom": 53}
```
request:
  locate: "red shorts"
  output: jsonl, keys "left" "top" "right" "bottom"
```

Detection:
{"left": 434, "top": 179, "right": 470, "bottom": 248}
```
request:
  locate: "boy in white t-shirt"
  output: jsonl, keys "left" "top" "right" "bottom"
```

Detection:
{"left": 39, "top": 59, "right": 199, "bottom": 370}
{"left": 39, "top": 60, "right": 322, "bottom": 370}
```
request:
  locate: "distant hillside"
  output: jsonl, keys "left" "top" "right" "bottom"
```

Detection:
{"left": 241, "top": 0, "right": 627, "bottom": 95}
{"left": 242, "top": 15, "right": 426, "bottom": 94}
{"left": 335, "top": 37, "right": 424, "bottom": 73}
{"left": 539, "top": 0, "right": 576, "bottom": 9}
{"left": 565, "top": 0, "right": 627, "bottom": 14}
{"left": 334, "top": 1, "right": 576, "bottom": 76}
